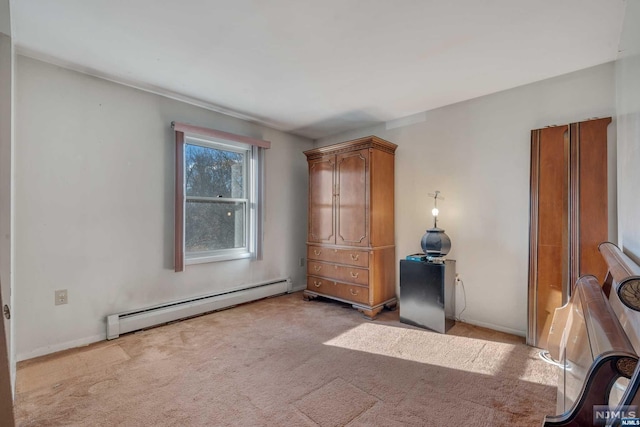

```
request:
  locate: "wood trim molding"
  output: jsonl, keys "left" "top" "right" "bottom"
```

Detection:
{"left": 304, "top": 136, "right": 397, "bottom": 160}
{"left": 174, "top": 130, "right": 185, "bottom": 272}
{"left": 527, "top": 129, "right": 540, "bottom": 346}
{"left": 171, "top": 121, "right": 271, "bottom": 149}
{"left": 569, "top": 122, "right": 580, "bottom": 292}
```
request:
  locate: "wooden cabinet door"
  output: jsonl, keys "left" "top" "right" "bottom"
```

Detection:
{"left": 308, "top": 155, "right": 336, "bottom": 244}
{"left": 528, "top": 117, "right": 610, "bottom": 348}
{"left": 573, "top": 118, "right": 609, "bottom": 286}
{"left": 531, "top": 125, "right": 569, "bottom": 350}
{"left": 336, "top": 149, "right": 369, "bottom": 247}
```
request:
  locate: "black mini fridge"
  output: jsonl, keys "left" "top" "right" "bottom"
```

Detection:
{"left": 399, "top": 259, "right": 456, "bottom": 333}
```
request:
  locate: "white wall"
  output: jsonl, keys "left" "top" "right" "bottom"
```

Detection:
{"left": 0, "top": 0, "right": 15, "bottom": 391}
{"left": 0, "top": 32, "right": 11, "bottom": 376}
{"left": 616, "top": 0, "right": 640, "bottom": 262}
{"left": 317, "top": 63, "right": 616, "bottom": 335}
{"left": 14, "top": 56, "right": 312, "bottom": 360}
{"left": 0, "top": 0, "right": 9, "bottom": 37}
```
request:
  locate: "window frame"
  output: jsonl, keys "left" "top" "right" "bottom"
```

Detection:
{"left": 184, "top": 136, "right": 252, "bottom": 263}
{"left": 173, "top": 122, "right": 269, "bottom": 272}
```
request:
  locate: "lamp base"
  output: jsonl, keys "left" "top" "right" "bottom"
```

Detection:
{"left": 421, "top": 227, "right": 451, "bottom": 257}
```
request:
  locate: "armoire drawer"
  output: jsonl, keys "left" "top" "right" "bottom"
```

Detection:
{"left": 307, "top": 276, "right": 336, "bottom": 296}
{"left": 334, "top": 282, "right": 369, "bottom": 305}
{"left": 306, "top": 276, "right": 369, "bottom": 305}
{"left": 307, "top": 261, "right": 369, "bottom": 286}
{"left": 307, "top": 246, "right": 369, "bottom": 268}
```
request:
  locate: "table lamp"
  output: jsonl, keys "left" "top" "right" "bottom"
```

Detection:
{"left": 420, "top": 191, "right": 451, "bottom": 257}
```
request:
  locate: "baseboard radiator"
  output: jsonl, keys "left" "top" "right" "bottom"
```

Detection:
{"left": 106, "top": 278, "right": 291, "bottom": 340}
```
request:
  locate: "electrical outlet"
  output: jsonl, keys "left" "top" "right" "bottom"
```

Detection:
{"left": 299, "top": 257, "right": 305, "bottom": 267}
{"left": 55, "top": 289, "right": 68, "bottom": 305}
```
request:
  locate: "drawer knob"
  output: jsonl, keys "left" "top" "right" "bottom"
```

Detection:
{"left": 314, "top": 281, "right": 322, "bottom": 288}
{"left": 349, "top": 289, "right": 359, "bottom": 296}
{"left": 314, "top": 249, "right": 322, "bottom": 256}
{"left": 350, "top": 254, "right": 359, "bottom": 261}
{"left": 314, "top": 265, "right": 322, "bottom": 272}
{"left": 350, "top": 271, "right": 359, "bottom": 279}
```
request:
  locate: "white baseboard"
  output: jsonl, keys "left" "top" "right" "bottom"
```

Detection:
{"left": 108, "top": 280, "right": 289, "bottom": 340}
{"left": 19, "top": 279, "right": 295, "bottom": 361}
{"left": 17, "top": 333, "right": 106, "bottom": 362}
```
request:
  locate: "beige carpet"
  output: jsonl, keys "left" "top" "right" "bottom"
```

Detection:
{"left": 15, "top": 292, "right": 557, "bottom": 426}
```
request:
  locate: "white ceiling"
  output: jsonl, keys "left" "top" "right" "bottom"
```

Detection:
{"left": 10, "top": 0, "right": 627, "bottom": 139}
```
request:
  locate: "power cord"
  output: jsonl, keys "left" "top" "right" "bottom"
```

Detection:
{"left": 455, "top": 276, "right": 467, "bottom": 322}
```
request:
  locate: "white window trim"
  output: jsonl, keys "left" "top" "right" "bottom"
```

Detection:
{"left": 173, "top": 122, "right": 269, "bottom": 272}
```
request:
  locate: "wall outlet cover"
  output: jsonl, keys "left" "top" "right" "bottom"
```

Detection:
{"left": 55, "top": 289, "right": 68, "bottom": 305}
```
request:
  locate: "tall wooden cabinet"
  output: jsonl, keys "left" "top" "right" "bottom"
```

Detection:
{"left": 303, "top": 136, "right": 397, "bottom": 319}
{"left": 528, "top": 117, "right": 611, "bottom": 348}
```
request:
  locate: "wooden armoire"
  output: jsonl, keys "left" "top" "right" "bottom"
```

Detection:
{"left": 303, "top": 136, "right": 397, "bottom": 319}
{"left": 528, "top": 117, "right": 611, "bottom": 348}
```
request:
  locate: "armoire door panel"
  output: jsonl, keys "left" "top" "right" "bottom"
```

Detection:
{"left": 369, "top": 149, "right": 395, "bottom": 247}
{"left": 336, "top": 149, "right": 369, "bottom": 247}
{"left": 308, "top": 156, "right": 335, "bottom": 244}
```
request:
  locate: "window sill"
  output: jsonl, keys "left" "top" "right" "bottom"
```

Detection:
{"left": 186, "top": 251, "right": 252, "bottom": 265}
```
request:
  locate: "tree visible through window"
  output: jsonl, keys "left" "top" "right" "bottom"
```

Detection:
{"left": 185, "top": 143, "right": 247, "bottom": 253}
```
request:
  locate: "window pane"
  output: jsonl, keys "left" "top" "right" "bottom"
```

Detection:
{"left": 185, "top": 144, "right": 245, "bottom": 198}
{"left": 185, "top": 201, "right": 246, "bottom": 252}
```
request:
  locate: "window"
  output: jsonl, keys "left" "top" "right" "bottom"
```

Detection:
{"left": 173, "top": 122, "right": 270, "bottom": 271}
{"left": 185, "top": 137, "right": 253, "bottom": 261}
